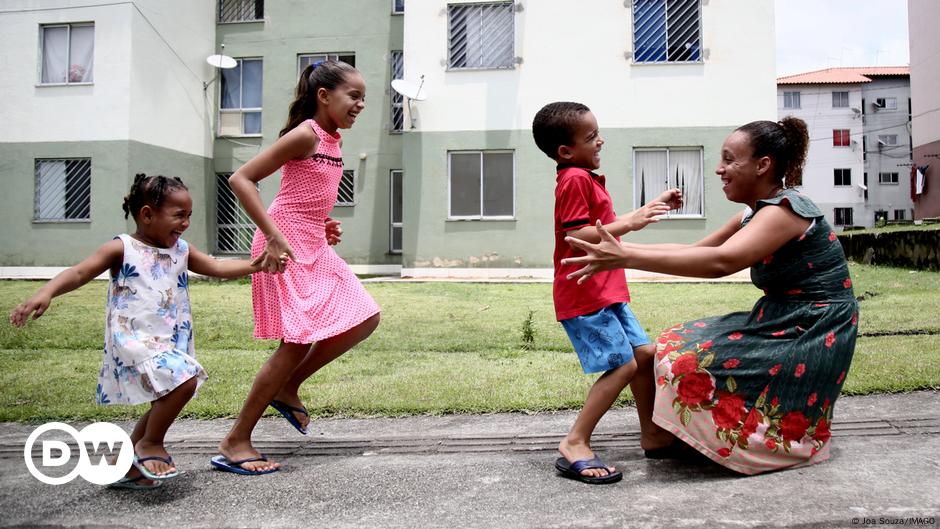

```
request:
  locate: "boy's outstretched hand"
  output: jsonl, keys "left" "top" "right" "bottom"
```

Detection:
{"left": 655, "top": 187, "right": 683, "bottom": 211}
{"left": 621, "top": 201, "right": 671, "bottom": 231}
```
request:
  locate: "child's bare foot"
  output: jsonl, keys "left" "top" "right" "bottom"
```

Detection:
{"left": 134, "top": 441, "right": 177, "bottom": 478}
{"left": 559, "top": 437, "right": 615, "bottom": 478}
{"left": 218, "top": 438, "right": 280, "bottom": 473}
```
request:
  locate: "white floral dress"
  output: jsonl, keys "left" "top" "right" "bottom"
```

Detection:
{"left": 96, "top": 234, "right": 207, "bottom": 405}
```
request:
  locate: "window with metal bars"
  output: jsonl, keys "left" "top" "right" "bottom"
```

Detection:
{"left": 633, "top": 148, "right": 704, "bottom": 217}
{"left": 390, "top": 51, "right": 404, "bottom": 132}
{"left": 447, "top": 2, "right": 514, "bottom": 70}
{"left": 219, "top": 58, "right": 263, "bottom": 136}
{"left": 215, "top": 173, "right": 256, "bottom": 254}
{"left": 632, "top": 0, "right": 701, "bottom": 63}
{"left": 40, "top": 23, "right": 94, "bottom": 84}
{"left": 218, "top": 0, "right": 263, "bottom": 23}
{"left": 34, "top": 159, "right": 91, "bottom": 221}
{"left": 298, "top": 53, "right": 355, "bottom": 75}
{"left": 336, "top": 170, "right": 355, "bottom": 206}
{"left": 448, "top": 151, "right": 514, "bottom": 219}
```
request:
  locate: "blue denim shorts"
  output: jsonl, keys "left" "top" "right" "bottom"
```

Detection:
{"left": 561, "top": 302, "right": 650, "bottom": 374}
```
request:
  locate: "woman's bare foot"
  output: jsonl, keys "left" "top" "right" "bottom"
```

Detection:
{"left": 272, "top": 391, "right": 310, "bottom": 432}
{"left": 640, "top": 429, "right": 678, "bottom": 452}
{"left": 558, "top": 437, "right": 614, "bottom": 478}
{"left": 218, "top": 438, "right": 280, "bottom": 473}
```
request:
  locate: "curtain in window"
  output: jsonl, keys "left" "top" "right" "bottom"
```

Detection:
{"left": 41, "top": 27, "right": 68, "bottom": 83}
{"left": 669, "top": 149, "right": 702, "bottom": 215}
{"left": 220, "top": 61, "right": 241, "bottom": 109}
{"left": 69, "top": 25, "right": 94, "bottom": 82}
{"left": 635, "top": 150, "right": 668, "bottom": 207}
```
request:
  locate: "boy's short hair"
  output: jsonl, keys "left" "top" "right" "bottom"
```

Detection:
{"left": 532, "top": 101, "right": 590, "bottom": 160}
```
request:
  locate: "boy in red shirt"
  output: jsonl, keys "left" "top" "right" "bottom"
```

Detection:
{"left": 532, "top": 102, "right": 681, "bottom": 484}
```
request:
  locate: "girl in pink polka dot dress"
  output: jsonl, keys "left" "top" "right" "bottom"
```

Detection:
{"left": 215, "top": 60, "right": 380, "bottom": 475}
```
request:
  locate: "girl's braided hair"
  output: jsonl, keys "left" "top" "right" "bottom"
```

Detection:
{"left": 122, "top": 173, "right": 188, "bottom": 219}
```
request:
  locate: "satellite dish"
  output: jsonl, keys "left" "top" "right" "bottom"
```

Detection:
{"left": 206, "top": 54, "right": 237, "bottom": 69}
{"left": 391, "top": 77, "right": 427, "bottom": 101}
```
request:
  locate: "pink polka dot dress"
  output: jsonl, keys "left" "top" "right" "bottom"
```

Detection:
{"left": 250, "top": 119, "right": 380, "bottom": 344}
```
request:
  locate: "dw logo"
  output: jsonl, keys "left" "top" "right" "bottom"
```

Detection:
{"left": 23, "top": 422, "right": 133, "bottom": 485}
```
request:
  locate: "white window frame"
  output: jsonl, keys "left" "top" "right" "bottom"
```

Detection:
{"left": 38, "top": 23, "right": 94, "bottom": 86}
{"left": 875, "top": 97, "right": 898, "bottom": 111}
{"left": 833, "top": 168, "right": 852, "bottom": 187}
{"left": 833, "top": 129, "right": 851, "bottom": 147}
{"left": 218, "top": 57, "right": 263, "bottom": 137}
{"left": 832, "top": 91, "right": 849, "bottom": 108}
{"left": 631, "top": 0, "right": 703, "bottom": 64}
{"left": 878, "top": 172, "right": 899, "bottom": 185}
{"left": 632, "top": 147, "right": 705, "bottom": 218}
{"left": 446, "top": 2, "right": 515, "bottom": 71}
{"left": 783, "top": 91, "right": 801, "bottom": 109}
{"left": 297, "top": 53, "right": 356, "bottom": 76}
{"left": 34, "top": 158, "right": 92, "bottom": 223}
{"left": 336, "top": 169, "right": 356, "bottom": 206}
{"left": 390, "top": 169, "right": 403, "bottom": 254}
{"left": 218, "top": 0, "right": 264, "bottom": 23}
{"left": 447, "top": 150, "right": 515, "bottom": 220}
{"left": 878, "top": 134, "right": 898, "bottom": 146}
{"left": 392, "top": 0, "right": 404, "bottom": 14}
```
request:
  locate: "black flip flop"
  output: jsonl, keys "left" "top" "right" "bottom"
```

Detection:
{"left": 555, "top": 456, "right": 623, "bottom": 485}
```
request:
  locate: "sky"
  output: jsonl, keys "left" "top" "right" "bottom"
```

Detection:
{"left": 775, "top": 0, "right": 910, "bottom": 77}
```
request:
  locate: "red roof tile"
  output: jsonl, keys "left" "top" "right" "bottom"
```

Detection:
{"left": 777, "top": 67, "right": 910, "bottom": 85}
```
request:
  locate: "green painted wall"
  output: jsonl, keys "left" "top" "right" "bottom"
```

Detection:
{"left": 214, "top": 0, "right": 404, "bottom": 265}
{"left": 0, "top": 141, "right": 210, "bottom": 266}
{"left": 401, "top": 126, "right": 739, "bottom": 268}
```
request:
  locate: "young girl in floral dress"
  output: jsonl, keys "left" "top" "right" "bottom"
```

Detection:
{"left": 10, "top": 174, "right": 266, "bottom": 489}
{"left": 215, "top": 60, "right": 380, "bottom": 475}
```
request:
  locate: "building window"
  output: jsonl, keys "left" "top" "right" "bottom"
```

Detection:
{"left": 834, "top": 207, "right": 853, "bottom": 227}
{"left": 392, "top": 0, "right": 404, "bottom": 14}
{"left": 894, "top": 209, "right": 906, "bottom": 221}
{"left": 448, "top": 151, "right": 514, "bottom": 219}
{"left": 633, "top": 0, "right": 701, "bottom": 63}
{"left": 874, "top": 97, "right": 897, "bottom": 111}
{"left": 832, "top": 91, "right": 849, "bottom": 108}
{"left": 634, "top": 147, "right": 704, "bottom": 217}
{"left": 215, "top": 173, "right": 255, "bottom": 254}
{"left": 877, "top": 134, "right": 898, "bottom": 146}
{"left": 40, "top": 23, "right": 94, "bottom": 84}
{"left": 219, "top": 58, "right": 262, "bottom": 136}
{"left": 336, "top": 169, "right": 355, "bottom": 206}
{"left": 298, "top": 53, "right": 355, "bottom": 75}
{"left": 833, "top": 168, "right": 851, "bottom": 187}
{"left": 833, "top": 129, "right": 850, "bottom": 147}
{"left": 390, "top": 51, "right": 404, "bottom": 132}
{"left": 878, "top": 172, "right": 899, "bottom": 185}
{"left": 390, "top": 170, "right": 403, "bottom": 253}
{"left": 218, "top": 0, "right": 263, "bottom": 22}
{"left": 783, "top": 91, "right": 800, "bottom": 109}
{"left": 34, "top": 158, "right": 91, "bottom": 221}
{"left": 447, "top": 2, "right": 514, "bottom": 70}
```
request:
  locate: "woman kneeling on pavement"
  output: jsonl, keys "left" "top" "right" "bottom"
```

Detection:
{"left": 563, "top": 117, "right": 859, "bottom": 475}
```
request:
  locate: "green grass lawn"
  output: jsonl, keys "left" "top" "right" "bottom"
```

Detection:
{"left": 0, "top": 263, "right": 938, "bottom": 422}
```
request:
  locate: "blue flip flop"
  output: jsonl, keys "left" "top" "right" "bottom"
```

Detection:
{"left": 107, "top": 474, "right": 163, "bottom": 490}
{"left": 210, "top": 454, "right": 279, "bottom": 476}
{"left": 133, "top": 454, "right": 179, "bottom": 480}
{"left": 555, "top": 456, "right": 623, "bottom": 485}
{"left": 269, "top": 399, "right": 310, "bottom": 435}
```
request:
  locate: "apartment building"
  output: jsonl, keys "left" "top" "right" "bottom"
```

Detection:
{"left": 909, "top": 0, "right": 940, "bottom": 219}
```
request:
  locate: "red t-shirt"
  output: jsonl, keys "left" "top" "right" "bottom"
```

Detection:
{"left": 553, "top": 166, "right": 630, "bottom": 321}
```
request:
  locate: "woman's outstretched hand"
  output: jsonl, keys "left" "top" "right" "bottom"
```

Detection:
{"left": 252, "top": 232, "right": 296, "bottom": 273}
{"left": 563, "top": 221, "right": 630, "bottom": 284}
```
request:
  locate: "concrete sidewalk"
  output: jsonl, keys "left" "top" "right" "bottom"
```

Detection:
{"left": 0, "top": 391, "right": 938, "bottom": 529}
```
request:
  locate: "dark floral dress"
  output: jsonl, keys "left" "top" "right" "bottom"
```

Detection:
{"left": 652, "top": 189, "right": 858, "bottom": 475}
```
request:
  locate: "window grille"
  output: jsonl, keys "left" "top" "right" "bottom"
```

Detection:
{"left": 215, "top": 173, "right": 256, "bottom": 254}
{"left": 390, "top": 51, "right": 404, "bottom": 132}
{"left": 337, "top": 170, "right": 355, "bottom": 206}
{"left": 219, "top": 0, "right": 263, "bottom": 22}
{"left": 35, "top": 158, "right": 91, "bottom": 221}
{"left": 632, "top": 0, "right": 701, "bottom": 63}
{"left": 448, "top": 2, "right": 514, "bottom": 69}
